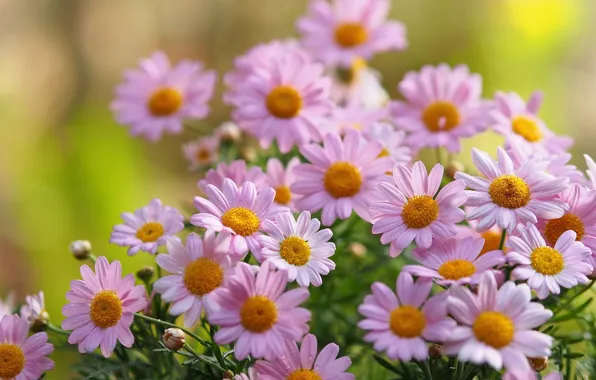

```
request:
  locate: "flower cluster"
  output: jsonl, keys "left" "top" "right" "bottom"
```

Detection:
{"left": 5, "top": 0, "right": 596, "bottom": 379}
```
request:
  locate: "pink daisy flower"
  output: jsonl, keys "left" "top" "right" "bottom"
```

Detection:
{"left": 191, "top": 179, "right": 289, "bottom": 259}
{"left": 292, "top": 130, "right": 393, "bottom": 226}
{"left": 371, "top": 161, "right": 467, "bottom": 257}
{"left": 456, "top": 210, "right": 507, "bottom": 255}
{"left": 506, "top": 139, "right": 584, "bottom": 184}
{"left": 403, "top": 237, "right": 505, "bottom": 286}
{"left": 364, "top": 122, "right": 412, "bottom": 167}
{"left": 208, "top": 261, "right": 311, "bottom": 360}
{"left": 445, "top": 271, "right": 553, "bottom": 374}
{"left": 455, "top": 148, "right": 569, "bottom": 233}
{"left": 258, "top": 211, "right": 336, "bottom": 287}
{"left": 329, "top": 105, "right": 386, "bottom": 135}
{"left": 330, "top": 58, "right": 389, "bottom": 110}
{"left": 233, "top": 368, "right": 259, "bottom": 380}
{"left": 538, "top": 184, "right": 596, "bottom": 260}
{"left": 110, "top": 198, "right": 184, "bottom": 256}
{"left": 390, "top": 64, "right": 491, "bottom": 152}
{"left": 584, "top": 154, "right": 596, "bottom": 189}
{"left": 154, "top": 232, "right": 236, "bottom": 328}
{"left": 358, "top": 272, "right": 456, "bottom": 361}
{"left": 296, "top": 0, "right": 407, "bottom": 66}
{"left": 20, "top": 291, "right": 47, "bottom": 327}
{"left": 503, "top": 371, "right": 562, "bottom": 380}
{"left": 111, "top": 51, "right": 216, "bottom": 141}
{"left": 231, "top": 55, "right": 333, "bottom": 153}
{"left": 62, "top": 257, "right": 149, "bottom": 357}
{"left": 265, "top": 157, "right": 301, "bottom": 210}
{"left": 491, "top": 91, "right": 572, "bottom": 155}
{"left": 0, "top": 314, "right": 54, "bottom": 379}
{"left": 198, "top": 160, "right": 268, "bottom": 192}
{"left": 0, "top": 293, "right": 15, "bottom": 318}
{"left": 182, "top": 136, "right": 219, "bottom": 170}
{"left": 507, "top": 223, "right": 592, "bottom": 299}
{"left": 224, "top": 39, "right": 309, "bottom": 105}
{"left": 254, "top": 333, "right": 354, "bottom": 380}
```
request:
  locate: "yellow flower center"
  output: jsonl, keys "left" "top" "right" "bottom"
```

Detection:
{"left": 287, "top": 369, "right": 323, "bottom": 380}
{"left": 422, "top": 101, "right": 461, "bottom": 132}
{"left": 136, "top": 222, "right": 165, "bottom": 243}
{"left": 473, "top": 311, "right": 514, "bottom": 349}
{"left": 221, "top": 207, "right": 260, "bottom": 237}
{"left": 378, "top": 148, "right": 390, "bottom": 158}
{"left": 240, "top": 296, "right": 277, "bottom": 333}
{"left": 544, "top": 213, "right": 585, "bottom": 246}
{"left": 274, "top": 186, "right": 292, "bottom": 205}
{"left": 323, "top": 162, "right": 362, "bottom": 198}
{"left": 389, "top": 305, "right": 426, "bottom": 338}
{"left": 183, "top": 258, "right": 224, "bottom": 296}
{"left": 0, "top": 344, "right": 25, "bottom": 378}
{"left": 488, "top": 175, "right": 531, "bottom": 209}
{"left": 148, "top": 87, "right": 183, "bottom": 116}
{"left": 266, "top": 86, "right": 303, "bottom": 119}
{"left": 402, "top": 195, "right": 439, "bottom": 229}
{"left": 438, "top": 259, "right": 476, "bottom": 280}
{"left": 480, "top": 231, "right": 503, "bottom": 256}
{"left": 512, "top": 116, "right": 542, "bottom": 142}
{"left": 195, "top": 147, "right": 211, "bottom": 162}
{"left": 334, "top": 22, "right": 368, "bottom": 48}
{"left": 90, "top": 290, "right": 123, "bottom": 328}
{"left": 280, "top": 236, "right": 311, "bottom": 266}
{"left": 531, "top": 246, "right": 564, "bottom": 275}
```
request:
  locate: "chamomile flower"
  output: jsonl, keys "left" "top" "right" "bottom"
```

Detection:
{"left": 182, "top": 136, "right": 219, "bottom": 170}
{"left": 198, "top": 160, "right": 268, "bottom": 192}
{"left": 265, "top": 157, "right": 301, "bottom": 210}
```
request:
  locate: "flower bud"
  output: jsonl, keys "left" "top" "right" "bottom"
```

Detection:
{"left": 136, "top": 266, "right": 155, "bottom": 282}
{"left": 222, "top": 370, "right": 235, "bottom": 379}
{"left": 163, "top": 328, "right": 185, "bottom": 351}
{"left": 70, "top": 240, "right": 92, "bottom": 260}
{"left": 239, "top": 146, "right": 257, "bottom": 162}
{"left": 445, "top": 161, "right": 465, "bottom": 179}
{"left": 528, "top": 356, "right": 548, "bottom": 372}
{"left": 30, "top": 310, "right": 50, "bottom": 333}
{"left": 216, "top": 122, "right": 241, "bottom": 143}
{"left": 348, "top": 242, "right": 367, "bottom": 258}
{"left": 428, "top": 344, "right": 442, "bottom": 358}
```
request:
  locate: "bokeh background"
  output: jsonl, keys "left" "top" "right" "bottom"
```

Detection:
{"left": 1, "top": 0, "right": 595, "bottom": 377}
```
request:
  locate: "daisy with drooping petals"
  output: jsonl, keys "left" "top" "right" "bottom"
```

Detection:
{"left": 0, "top": 314, "right": 54, "bottom": 379}
{"left": 191, "top": 179, "right": 289, "bottom": 259}
{"left": 198, "top": 160, "right": 268, "bottom": 192}
{"left": 292, "top": 130, "right": 393, "bottom": 226}
{"left": 182, "top": 136, "right": 219, "bottom": 170}
{"left": 445, "top": 271, "right": 553, "bottom": 374}
{"left": 231, "top": 55, "right": 333, "bottom": 153}
{"left": 20, "top": 291, "right": 48, "bottom": 327}
{"left": 455, "top": 148, "right": 569, "bottom": 233}
{"left": 265, "top": 157, "right": 301, "bottom": 210}
{"left": 208, "top": 261, "right": 311, "bottom": 360}
{"left": 254, "top": 333, "right": 354, "bottom": 380}
{"left": 371, "top": 161, "right": 467, "bottom": 257}
{"left": 507, "top": 223, "right": 592, "bottom": 299}
{"left": 390, "top": 64, "right": 491, "bottom": 152}
{"left": 259, "top": 211, "right": 335, "bottom": 287}
{"left": 584, "top": 154, "right": 596, "bottom": 189}
{"left": 62, "top": 257, "right": 149, "bottom": 357}
{"left": 111, "top": 51, "right": 216, "bottom": 141}
{"left": 358, "top": 272, "right": 456, "bottom": 361}
{"left": 330, "top": 58, "right": 390, "bottom": 110}
{"left": 296, "top": 0, "right": 407, "bottom": 66}
{"left": 224, "top": 39, "right": 308, "bottom": 105}
{"left": 364, "top": 122, "right": 412, "bottom": 167}
{"left": 403, "top": 237, "right": 506, "bottom": 286}
{"left": 0, "top": 293, "right": 15, "bottom": 318}
{"left": 154, "top": 232, "right": 236, "bottom": 328}
{"left": 110, "top": 198, "right": 184, "bottom": 256}
{"left": 491, "top": 91, "right": 572, "bottom": 154}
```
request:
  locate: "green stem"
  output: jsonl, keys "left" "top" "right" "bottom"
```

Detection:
{"left": 498, "top": 230, "right": 507, "bottom": 250}
{"left": 46, "top": 323, "right": 70, "bottom": 336}
{"left": 554, "top": 279, "right": 596, "bottom": 315}
{"left": 183, "top": 343, "right": 226, "bottom": 372}
{"left": 134, "top": 313, "right": 209, "bottom": 346}
{"left": 208, "top": 325, "right": 227, "bottom": 370}
{"left": 418, "top": 360, "right": 433, "bottom": 380}
{"left": 88, "top": 254, "right": 97, "bottom": 263}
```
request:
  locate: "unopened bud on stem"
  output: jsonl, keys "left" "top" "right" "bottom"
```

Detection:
{"left": 70, "top": 240, "right": 92, "bottom": 260}
{"left": 445, "top": 161, "right": 465, "bottom": 179}
{"left": 528, "top": 356, "right": 548, "bottom": 372}
{"left": 136, "top": 266, "right": 155, "bottom": 282}
{"left": 163, "top": 328, "right": 185, "bottom": 351}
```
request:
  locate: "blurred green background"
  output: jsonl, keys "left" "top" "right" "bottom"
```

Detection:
{"left": 0, "top": 0, "right": 595, "bottom": 378}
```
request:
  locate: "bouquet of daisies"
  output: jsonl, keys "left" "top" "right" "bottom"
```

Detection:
{"left": 2, "top": 1, "right": 596, "bottom": 379}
